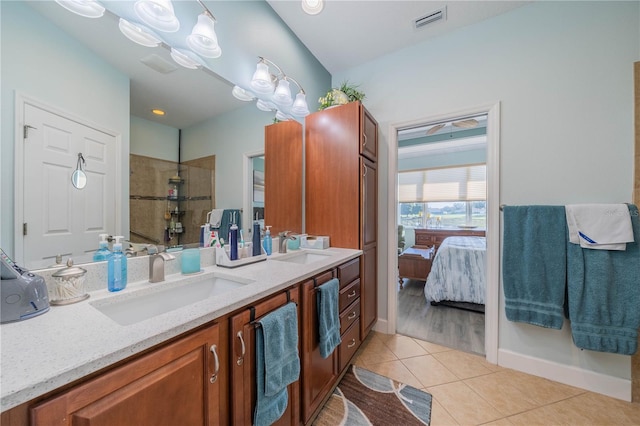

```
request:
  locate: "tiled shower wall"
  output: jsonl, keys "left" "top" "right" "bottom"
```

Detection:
{"left": 129, "top": 154, "right": 215, "bottom": 248}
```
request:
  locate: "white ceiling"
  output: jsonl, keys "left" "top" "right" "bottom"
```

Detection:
{"left": 24, "top": 1, "right": 530, "bottom": 129}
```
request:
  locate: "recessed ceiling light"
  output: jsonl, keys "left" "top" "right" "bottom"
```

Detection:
{"left": 152, "top": 109, "right": 166, "bottom": 116}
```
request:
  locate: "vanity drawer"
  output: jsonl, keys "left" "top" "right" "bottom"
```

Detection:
{"left": 340, "top": 299, "right": 360, "bottom": 335}
{"left": 339, "top": 320, "right": 361, "bottom": 372}
{"left": 338, "top": 257, "right": 360, "bottom": 289}
{"left": 339, "top": 279, "right": 360, "bottom": 312}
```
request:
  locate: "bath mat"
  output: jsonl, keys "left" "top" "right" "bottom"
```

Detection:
{"left": 313, "top": 365, "right": 432, "bottom": 425}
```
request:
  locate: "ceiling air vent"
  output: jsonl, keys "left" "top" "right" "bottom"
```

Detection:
{"left": 414, "top": 7, "right": 446, "bottom": 30}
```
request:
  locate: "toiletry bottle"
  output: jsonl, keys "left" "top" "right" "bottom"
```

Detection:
{"left": 229, "top": 223, "right": 239, "bottom": 261}
{"left": 252, "top": 216, "right": 261, "bottom": 256}
{"left": 262, "top": 226, "right": 272, "bottom": 256}
{"left": 93, "top": 233, "right": 111, "bottom": 261}
{"left": 108, "top": 236, "right": 127, "bottom": 292}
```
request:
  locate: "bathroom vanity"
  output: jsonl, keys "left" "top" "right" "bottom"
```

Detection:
{"left": 0, "top": 247, "right": 362, "bottom": 425}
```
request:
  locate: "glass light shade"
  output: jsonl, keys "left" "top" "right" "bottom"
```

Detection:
{"left": 118, "top": 18, "right": 161, "bottom": 47}
{"left": 250, "top": 62, "right": 275, "bottom": 95}
{"left": 301, "top": 0, "right": 324, "bottom": 15}
{"left": 290, "top": 92, "right": 310, "bottom": 116}
{"left": 187, "top": 13, "right": 221, "bottom": 59}
{"left": 134, "top": 0, "right": 179, "bottom": 33}
{"left": 275, "top": 110, "right": 291, "bottom": 121}
{"left": 170, "top": 48, "right": 200, "bottom": 69}
{"left": 232, "top": 86, "right": 256, "bottom": 102}
{"left": 55, "top": 0, "right": 105, "bottom": 18}
{"left": 256, "top": 99, "right": 277, "bottom": 112}
{"left": 272, "top": 79, "right": 293, "bottom": 107}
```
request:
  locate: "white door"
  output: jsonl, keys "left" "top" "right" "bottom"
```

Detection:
{"left": 22, "top": 103, "right": 116, "bottom": 269}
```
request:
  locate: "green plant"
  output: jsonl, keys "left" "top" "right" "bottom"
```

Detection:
{"left": 338, "top": 81, "right": 365, "bottom": 103}
{"left": 318, "top": 81, "right": 365, "bottom": 110}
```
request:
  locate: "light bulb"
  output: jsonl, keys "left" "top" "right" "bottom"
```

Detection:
{"left": 301, "top": 0, "right": 324, "bottom": 15}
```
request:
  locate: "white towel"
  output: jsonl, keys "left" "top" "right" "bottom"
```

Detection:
{"left": 208, "top": 209, "right": 224, "bottom": 228}
{"left": 565, "top": 204, "right": 634, "bottom": 250}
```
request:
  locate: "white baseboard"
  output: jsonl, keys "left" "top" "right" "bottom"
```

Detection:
{"left": 498, "top": 349, "right": 631, "bottom": 402}
{"left": 373, "top": 318, "right": 390, "bottom": 334}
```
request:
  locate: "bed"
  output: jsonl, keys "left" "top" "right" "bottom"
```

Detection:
{"left": 424, "top": 236, "right": 486, "bottom": 305}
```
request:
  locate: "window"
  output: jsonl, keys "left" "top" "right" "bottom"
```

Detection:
{"left": 399, "top": 164, "right": 486, "bottom": 229}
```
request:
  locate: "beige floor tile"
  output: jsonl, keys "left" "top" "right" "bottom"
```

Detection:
{"left": 402, "top": 355, "right": 460, "bottom": 388}
{"left": 464, "top": 371, "right": 538, "bottom": 416}
{"left": 361, "top": 360, "right": 423, "bottom": 389}
{"left": 481, "top": 418, "right": 514, "bottom": 425}
{"left": 430, "top": 398, "right": 459, "bottom": 426}
{"left": 356, "top": 335, "right": 399, "bottom": 365}
{"left": 383, "top": 334, "right": 429, "bottom": 359}
{"left": 413, "top": 337, "right": 454, "bottom": 354}
{"left": 428, "top": 381, "right": 503, "bottom": 425}
{"left": 500, "top": 369, "right": 583, "bottom": 406}
{"left": 432, "top": 350, "right": 494, "bottom": 380}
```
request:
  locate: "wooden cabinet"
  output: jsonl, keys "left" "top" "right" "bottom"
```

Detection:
{"left": 306, "top": 101, "right": 378, "bottom": 340}
{"left": 31, "top": 322, "right": 226, "bottom": 426}
{"left": 414, "top": 228, "right": 486, "bottom": 252}
{"left": 230, "top": 287, "right": 301, "bottom": 426}
{"left": 265, "top": 120, "right": 303, "bottom": 235}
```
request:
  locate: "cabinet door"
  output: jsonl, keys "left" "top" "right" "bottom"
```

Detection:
{"left": 300, "top": 271, "right": 339, "bottom": 424}
{"left": 31, "top": 323, "right": 224, "bottom": 426}
{"left": 361, "top": 157, "right": 377, "bottom": 247}
{"left": 361, "top": 245, "right": 378, "bottom": 337}
{"left": 230, "top": 288, "right": 301, "bottom": 426}
{"left": 361, "top": 106, "right": 378, "bottom": 162}
{"left": 265, "top": 120, "right": 303, "bottom": 235}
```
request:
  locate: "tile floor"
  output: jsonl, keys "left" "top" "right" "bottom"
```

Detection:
{"left": 352, "top": 332, "right": 640, "bottom": 425}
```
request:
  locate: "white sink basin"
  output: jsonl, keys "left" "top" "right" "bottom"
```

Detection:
{"left": 272, "top": 251, "right": 332, "bottom": 265}
{"left": 91, "top": 274, "right": 253, "bottom": 326}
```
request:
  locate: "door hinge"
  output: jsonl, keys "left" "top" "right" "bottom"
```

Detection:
{"left": 23, "top": 125, "right": 37, "bottom": 139}
{"left": 23, "top": 223, "right": 27, "bottom": 236}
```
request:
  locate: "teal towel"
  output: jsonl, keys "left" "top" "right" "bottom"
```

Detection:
{"left": 254, "top": 302, "right": 299, "bottom": 426}
{"left": 317, "top": 278, "right": 342, "bottom": 359}
{"left": 567, "top": 204, "right": 640, "bottom": 355}
{"left": 218, "top": 209, "right": 242, "bottom": 244}
{"left": 502, "top": 206, "right": 567, "bottom": 329}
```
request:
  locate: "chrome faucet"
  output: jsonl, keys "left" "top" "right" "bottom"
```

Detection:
{"left": 148, "top": 252, "right": 175, "bottom": 283}
{"left": 278, "top": 231, "right": 297, "bottom": 254}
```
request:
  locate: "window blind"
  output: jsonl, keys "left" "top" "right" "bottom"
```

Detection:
{"left": 398, "top": 164, "right": 486, "bottom": 202}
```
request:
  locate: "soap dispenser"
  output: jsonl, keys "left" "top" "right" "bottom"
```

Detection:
{"left": 252, "top": 214, "right": 261, "bottom": 256}
{"left": 93, "top": 233, "right": 111, "bottom": 262}
{"left": 262, "top": 226, "right": 272, "bottom": 256}
{"left": 108, "top": 236, "right": 127, "bottom": 292}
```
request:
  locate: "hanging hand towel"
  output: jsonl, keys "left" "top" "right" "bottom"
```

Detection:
{"left": 208, "top": 209, "right": 224, "bottom": 228}
{"left": 317, "top": 278, "right": 342, "bottom": 358}
{"left": 565, "top": 204, "right": 634, "bottom": 250}
{"left": 566, "top": 204, "right": 640, "bottom": 355}
{"left": 254, "top": 302, "right": 300, "bottom": 426}
{"left": 502, "top": 205, "right": 567, "bottom": 329}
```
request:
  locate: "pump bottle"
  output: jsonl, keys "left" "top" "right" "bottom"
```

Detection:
{"left": 108, "top": 236, "right": 127, "bottom": 292}
{"left": 262, "top": 226, "right": 272, "bottom": 255}
{"left": 93, "top": 233, "right": 111, "bottom": 261}
{"left": 252, "top": 215, "right": 261, "bottom": 256}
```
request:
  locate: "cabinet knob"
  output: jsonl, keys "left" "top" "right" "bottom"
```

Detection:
{"left": 209, "top": 344, "right": 219, "bottom": 384}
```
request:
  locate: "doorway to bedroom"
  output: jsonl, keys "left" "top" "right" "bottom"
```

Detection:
{"left": 395, "top": 113, "right": 488, "bottom": 355}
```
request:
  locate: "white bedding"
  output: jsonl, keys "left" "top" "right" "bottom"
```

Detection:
{"left": 424, "top": 236, "right": 486, "bottom": 304}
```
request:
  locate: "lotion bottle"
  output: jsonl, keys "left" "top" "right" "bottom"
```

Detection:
{"left": 252, "top": 216, "right": 261, "bottom": 256}
{"left": 229, "top": 223, "right": 239, "bottom": 261}
{"left": 262, "top": 226, "right": 272, "bottom": 256}
{"left": 108, "top": 236, "right": 127, "bottom": 292}
{"left": 93, "top": 233, "right": 111, "bottom": 261}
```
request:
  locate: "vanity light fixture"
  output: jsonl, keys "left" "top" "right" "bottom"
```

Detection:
{"left": 118, "top": 18, "right": 162, "bottom": 47}
{"left": 170, "top": 48, "right": 201, "bottom": 69}
{"left": 186, "top": 1, "right": 222, "bottom": 59}
{"left": 134, "top": 0, "right": 180, "bottom": 33}
{"left": 243, "top": 57, "right": 310, "bottom": 118}
{"left": 301, "top": 0, "right": 324, "bottom": 16}
{"left": 54, "top": 0, "right": 105, "bottom": 18}
{"left": 231, "top": 86, "right": 256, "bottom": 102}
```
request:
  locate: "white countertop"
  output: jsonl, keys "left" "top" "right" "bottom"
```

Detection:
{"left": 0, "top": 247, "right": 361, "bottom": 412}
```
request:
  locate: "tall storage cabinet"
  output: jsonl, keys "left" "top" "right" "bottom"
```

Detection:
{"left": 305, "top": 101, "right": 378, "bottom": 338}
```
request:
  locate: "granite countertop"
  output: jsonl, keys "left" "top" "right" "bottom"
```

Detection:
{"left": 0, "top": 247, "right": 361, "bottom": 412}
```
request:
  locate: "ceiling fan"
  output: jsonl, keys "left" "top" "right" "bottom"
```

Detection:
{"left": 425, "top": 118, "right": 479, "bottom": 135}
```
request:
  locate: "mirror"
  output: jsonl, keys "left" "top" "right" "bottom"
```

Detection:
{"left": 2, "top": 1, "right": 282, "bottom": 269}
{"left": 70, "top": 170, "right": 87, "bottom": 190}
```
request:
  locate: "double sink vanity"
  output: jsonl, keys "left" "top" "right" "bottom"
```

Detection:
{"left": 1, "top": 246, "right": 363, "bottom": 425}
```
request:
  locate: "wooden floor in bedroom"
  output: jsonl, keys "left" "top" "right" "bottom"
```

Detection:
{"left": 396, "top": 278, "right": 485, "bottom": 355}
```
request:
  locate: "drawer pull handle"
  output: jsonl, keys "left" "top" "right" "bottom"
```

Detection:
{"left": 347, "top": 339, "right": 356, "bottom": 348}
{"left": 347, "top": 290, "right": 357, "bottom": 298}
{"left": 348, "top": 311, "right": 357, "bottom": 320}
{"left": 210, "top": 344, "right": 219, "bottom": 384}
{"left": 362, "top": 133, "right": 368, "bottom": 148}
{"left": 236, "top": 331, "right": 245, "bottom": 366}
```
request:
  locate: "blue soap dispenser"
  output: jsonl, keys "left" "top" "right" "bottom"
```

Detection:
{"left": 262, "top": 226, "right": 272, "bottom": 256}
{"left": 108, "top": 236, "right": 127, "bottom": 292}
{"left": 93, "top": 233, "right": 111, "bottom": 262}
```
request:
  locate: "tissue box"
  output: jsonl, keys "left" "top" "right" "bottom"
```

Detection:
{"left": 300, "top": 235, "right": 330, "bottom": 250}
